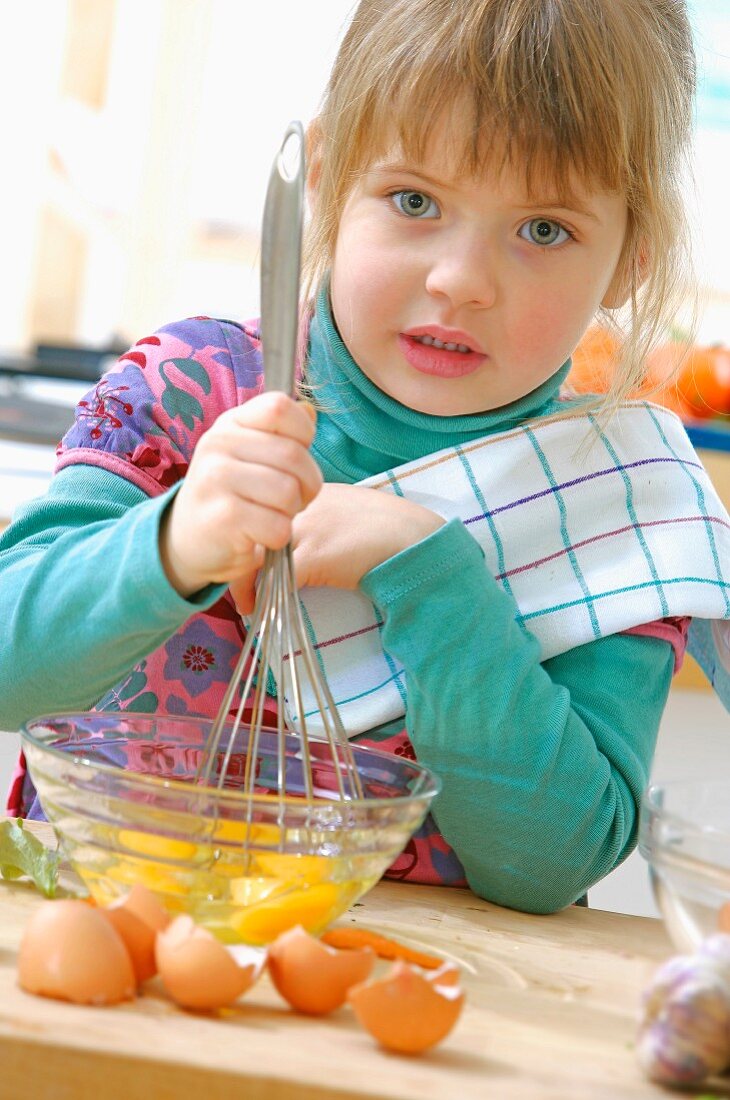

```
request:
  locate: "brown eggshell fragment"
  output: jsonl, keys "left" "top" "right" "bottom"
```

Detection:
{"left": 102, "top": 884, "right": 170, "bottom": 984}
{"left": 348, "top": 959, "right": 465, "bottom": 1053}
{"left": 18, "top": 899, "right": 136, "bottom": 1006}
{"left": 268, "top": 924, "right": 375, "bottom": 1015}
{"left": 425, "top": 961, "right": 461, "bottom": 987}
{"left": 155, "top": 914, "right": 266, "bottom": 1010}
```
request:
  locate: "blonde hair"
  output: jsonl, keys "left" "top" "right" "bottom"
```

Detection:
{"left": 304, "top": 0, "right": 697, "bottom": 414}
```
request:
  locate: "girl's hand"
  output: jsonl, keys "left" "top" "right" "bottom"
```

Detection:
{"left": 291, "top": 483, "right": 444, "bottom": 590}
{"left": 160, "top": 393, "right": 322, "bottom": 599}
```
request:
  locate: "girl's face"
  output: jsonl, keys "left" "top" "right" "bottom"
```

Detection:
{"left": 326, "top": 122, "right": 629, "bottom": 416}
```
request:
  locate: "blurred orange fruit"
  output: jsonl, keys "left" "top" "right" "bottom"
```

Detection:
{"left": 568, "top": 328, "right": 730, "bottom": 422}
{"left": 568, "top": 325, "right": 619, "bottom": 394}
{"left": 641, "top": 342, "right": 693, "bottom": 419}
{"left": 643, "top": 342, "right": 730, "bottom": 419}
{"left": 676, "top": 345, "right": 730, "bottom": 418}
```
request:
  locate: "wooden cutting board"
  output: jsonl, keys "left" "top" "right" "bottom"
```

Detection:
{"left": 0, "top": 821, "right": 714, "bottom": 1100}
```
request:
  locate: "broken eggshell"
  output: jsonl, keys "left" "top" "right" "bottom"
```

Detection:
{"left": 155, "top": 914, "right": 266, "bottom": 1010}
{"left": 425, "top": 960, "right": 461, "bottom": 987}
{"left": 347, "top": 959, "right": 465, "bottom": 1054}
{"left": 268, "top": 924, "right": 375, "bottom": 1015}
{"left": 18, "top": 899, "right": 136, "bottom": 1006}
{"left": 101, "top": 883, "right": 170, "bottom": 985}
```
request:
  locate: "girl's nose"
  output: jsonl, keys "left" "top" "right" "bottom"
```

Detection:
{"left": 424, "top": 236, "right": 498, "bottom": 310}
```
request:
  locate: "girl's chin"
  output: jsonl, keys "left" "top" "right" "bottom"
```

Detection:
{"left": 376, "top": 379, "right": 500, "bottom": 417}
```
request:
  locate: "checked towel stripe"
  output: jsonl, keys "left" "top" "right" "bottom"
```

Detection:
{"left": 268, "top": 402, "right": 730, "bottom": 737}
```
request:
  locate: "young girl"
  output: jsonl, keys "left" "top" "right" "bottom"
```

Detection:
{"left": 2, "top": 0, "right": 729, "bottom": 914}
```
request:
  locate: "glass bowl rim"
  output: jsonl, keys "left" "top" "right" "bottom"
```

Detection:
{"left": 642, "top": 779, "right": 730, "bottom": 844}
{"left": 21, "top": 710, "right": 442, "bottom": 814}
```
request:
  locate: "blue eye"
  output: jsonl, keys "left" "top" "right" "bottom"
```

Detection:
{"left": 519, "top": 218, "right": 570, "bottom": 246}
{"left": 391, "top": 190, "right": 440, "bottom": 218}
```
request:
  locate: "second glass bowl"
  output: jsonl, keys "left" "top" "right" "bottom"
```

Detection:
{"left": 640, "top": 779, "right": 730, "bottom": 952}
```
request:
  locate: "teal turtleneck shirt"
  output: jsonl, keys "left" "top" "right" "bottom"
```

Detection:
{"left": 307, "top": 289, "right": 573, "bottom": 476}
{"left": 0, "top": 302, "right": 675, "bottom": 913}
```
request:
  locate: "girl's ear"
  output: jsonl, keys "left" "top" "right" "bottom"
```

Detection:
{"left": 306, "top": 118, "right": 323, "bottom": 209}
{"left": 601, "top": 238, "right": 650, "bottom": 309}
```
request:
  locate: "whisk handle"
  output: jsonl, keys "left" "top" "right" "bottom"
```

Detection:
{"left": 260, "top": 121, "right": 305, "bottom": 397}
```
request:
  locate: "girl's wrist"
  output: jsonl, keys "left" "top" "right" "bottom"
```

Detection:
{"left": 394, "top": 508, "right": 445, "bottom": 555}
{"left": 374, "top": 498, "right": 445, "bottom": 570}
{"left": 158, "top": 509, "right": 209, "bottom": 598}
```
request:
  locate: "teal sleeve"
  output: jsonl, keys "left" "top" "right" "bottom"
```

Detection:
{"left": 0, "top": 466, "right": 226, "bottom": 730}
{"left": 360, "top": 518, "right": 674, "bottom": 914}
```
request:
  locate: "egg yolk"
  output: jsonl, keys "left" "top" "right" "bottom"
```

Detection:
{"left": 230, "top": 882, "right": 342, "bottom": 944}
{"left": 118, "top": 829, "right": 199, "bottom": 863}
{"left": 76, "top": 820, "right": 377, "bottom": 945}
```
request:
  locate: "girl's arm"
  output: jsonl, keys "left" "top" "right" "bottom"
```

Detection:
{"left": 0, "top": 316, "right": 319, "bottom": 731}
{"left": 360, "top": 518, "right": 674, "bottom": 914}
{"left": 0, "top": 467, "right": 224, "bottom": 730}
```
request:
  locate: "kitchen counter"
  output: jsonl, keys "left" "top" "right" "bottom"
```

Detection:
{"left": 0, "top": 822, "right": 707, "bottom": 1100}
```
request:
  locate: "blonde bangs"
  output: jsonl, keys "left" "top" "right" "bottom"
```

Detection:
{"left": 357, "top": 12, "right": 637, "bottom": 200}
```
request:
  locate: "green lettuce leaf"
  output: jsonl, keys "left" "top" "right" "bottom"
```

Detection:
{"left": 0, "top": 818, "right": 61, "bottom": 897}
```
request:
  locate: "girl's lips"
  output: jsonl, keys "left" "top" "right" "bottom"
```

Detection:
{"left": 402, "top": 326, "right": 484, "bottom": 354}
{"left": 397, "top": 334, "right": 486, "bottom": 378}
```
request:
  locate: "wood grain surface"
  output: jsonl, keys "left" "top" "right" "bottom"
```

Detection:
{"left": 0, "top": 822, "right": 718, "bottom": 1100}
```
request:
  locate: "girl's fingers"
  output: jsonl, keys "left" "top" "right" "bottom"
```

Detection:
{"left": 230, "top": 498, "right": 294, "bottom": 549}
{"left": 228, "top": 571, "right": 261, "bottom": 616}
{"left": 200, "top": 462, "right": 307, "bottom": 518}
{"left": 224, "top": 392, "right": 317, "bottom": 446}
{"left": 166, "top": 396, "right": 323, "bottom": 593}
{"left": 198, "top": 427, "right": 323, "bottom": 505}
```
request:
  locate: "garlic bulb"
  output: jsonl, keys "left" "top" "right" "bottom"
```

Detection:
{"left": 637, "top": 935, "right": 730, "bottom": 1087}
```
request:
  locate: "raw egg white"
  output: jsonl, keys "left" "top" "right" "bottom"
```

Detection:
{"left": 18, "top": 899, "right": 136, "bottom": 1006}
{"left": 347, "top": 959, "right": 465, "bottom": 1053}
{"left": 155, "top": 914, "right": 266, "bottom": 1010}
{"left": 268, "top": 924, "right": 375, "bottom": 1015}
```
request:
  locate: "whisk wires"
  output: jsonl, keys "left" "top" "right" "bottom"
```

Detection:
{"left": 196, "top": 545, "right": 364, "bottom": 805}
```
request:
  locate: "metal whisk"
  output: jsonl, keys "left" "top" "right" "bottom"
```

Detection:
{"left": 197, "top": 122, "right": 363, "bottom": 804}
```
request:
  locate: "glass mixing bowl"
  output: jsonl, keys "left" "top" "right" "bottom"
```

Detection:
{"left": 639, "top": 780, "right": 730, "bottom": 952}
{"left": 21, "top": 712, "right": 440, "bottom": 945}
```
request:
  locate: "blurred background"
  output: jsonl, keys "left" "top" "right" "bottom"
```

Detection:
{"left": 0, "top": 0, "right": 355, "bottom": 504}
{"left": 1, "top": 0, "right": 354, "bottom": 354}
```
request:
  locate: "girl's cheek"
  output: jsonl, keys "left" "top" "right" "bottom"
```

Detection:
{"left": 509, "top": 306, "right": 579, "bottom": 372}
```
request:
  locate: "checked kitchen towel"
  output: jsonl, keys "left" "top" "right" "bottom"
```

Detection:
{"left": 272, "top": 402, "right": 730, "bottom": 736}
